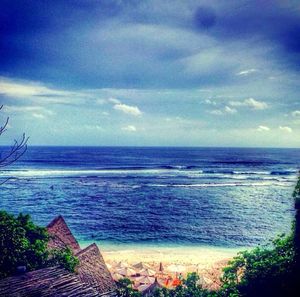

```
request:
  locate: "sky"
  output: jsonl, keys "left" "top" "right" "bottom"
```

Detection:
{"left": 0, "top": 0, "right": 300, "bottom": 147}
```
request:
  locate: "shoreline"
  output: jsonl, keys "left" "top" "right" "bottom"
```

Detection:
{"left": 79, "top": 242, "right": 248, "bottom": 290}
{"left": 80, "top": 241, "right": 245, "bottom": 270}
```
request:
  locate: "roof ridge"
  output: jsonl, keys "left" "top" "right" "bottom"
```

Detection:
{"left": 76, "top": 243, "right": 98, "bottom": 257}
{"left": 47, "top": 215, "right": 65, "bottom": 228}
{"left": 47, "top": 215, "right": 81, "bottom": 253}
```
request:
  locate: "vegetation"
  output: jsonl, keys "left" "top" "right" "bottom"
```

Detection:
{"left": 116, "top": 278, "right": 142, "bottom": 297}
{"left": 153, "top": 273, "right": 216, "bottom": 297}
{"left": 48, "top": 247, "right": 79, "bottom": 273}
{"left": 293, "top": 175, "right": 300, "bottom": 197}
{"left": 220, "top": 233, "right": 297, "bottom": 297}
{"left": 0, "top": 211, "right": 79, "bottom": 279}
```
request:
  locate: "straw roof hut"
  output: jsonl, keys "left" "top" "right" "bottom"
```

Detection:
{"left": 136, "top": 276, "right": 155, "bottom": 285}
{"left": 115, "top": 261, "right": 130, "bottom": 269}
{"left": 117, "top": 267, "right": 137, "bottom": 277}
{"left": 139, "top": 268, "right": 156, "bottom": 276}
{"left": 133, "top": 262, "right": 151, "bottom": 270}
{"left": 140, "top": 278, "right": 164, "bottom": 296}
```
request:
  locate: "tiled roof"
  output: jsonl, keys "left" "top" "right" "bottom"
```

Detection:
{"left": 0, "top": 266, "right": 100, "bottom": 297}
{"left": 47, "top": 215, "right": 81, "bottom": 254}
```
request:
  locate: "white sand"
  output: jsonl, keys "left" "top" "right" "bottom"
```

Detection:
{"left": 79, "top": 242, "right": 244, "bottom": 271}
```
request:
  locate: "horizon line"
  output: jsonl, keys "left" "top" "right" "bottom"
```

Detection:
{"left": 1, "top": 144, "right": 300, "bottom": 149}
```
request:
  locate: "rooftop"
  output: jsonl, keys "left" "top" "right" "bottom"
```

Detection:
{"left": 0, "top": 215, "right": 117, "bottom": 297}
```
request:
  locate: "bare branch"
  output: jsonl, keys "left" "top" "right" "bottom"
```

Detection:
{"left": 0, "top": 116, "right": 9, "bottom": 136}
{"left": 0, "top": 177, "right": 13, "bottom": 185}
{"left": 0, "top": 105, "right": 29, "bottom": 185}
{"left": 0, "top": 134, "right": 29, "bottom": 168}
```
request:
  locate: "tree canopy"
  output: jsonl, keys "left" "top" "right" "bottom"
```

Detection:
{"left": 0, "top": 211, "right": 78, "bottom": 279}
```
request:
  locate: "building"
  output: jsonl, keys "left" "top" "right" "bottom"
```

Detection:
{"left": 0, "top": 215, "right": 117, "bottom": 297}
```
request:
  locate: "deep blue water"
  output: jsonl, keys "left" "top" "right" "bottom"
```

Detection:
{"left": 0, "top": 146, "right": 299, "bottom": 248}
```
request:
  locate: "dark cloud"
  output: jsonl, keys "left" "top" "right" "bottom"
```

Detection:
{"left": 209, "top": 1, "right": 300, "bottom": 52}
{"left": 0, "top": 0, "right": 300, "bottom": 89}
{"left": 194, "top": 6, "right": 216, "bottom": 29}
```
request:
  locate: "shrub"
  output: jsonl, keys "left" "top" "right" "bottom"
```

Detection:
{"left": 220, "top": 234, "right": 297, "bottom": 297}
{"left": 116, "top": 278, "right": 142, "bottom": 297}
{"left": 48, "top": 247, "right": 79, "bottom": 273}
{"left": 0, "top": 211, "right": 78, "bottom": 278}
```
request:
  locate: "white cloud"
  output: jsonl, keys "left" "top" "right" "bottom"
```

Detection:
{"left": 292, "top": 110, "right": 300, "bottom": 117}
{"left": 257, "top": 125, "right": 270, "bottom": 132}
{"left": 114, "top": 103, "right": 142, "bottom": 116}
{"left": 108, "top": 97, "right": 121, "bottom": 104}
{"left": 209, "top": 106, "right": 237, "bottom": 115}
{"left": 122, "top": 125, "right": 137, "bottom": 132}
{"left": 224, "top": 106, "right": 237, "bottom": 114}
{"left": 279, "top": 126, "right": 292, "bottom": 133}
{"left": 209, "top": 109, "right": 223, "bottom": 115}
{"left": 229, "top": 98, "right": 268, "bottom": 110}
{"left": 32, "top": 113, "right": 45, "bottom": 119}
{"left": 236, "top": 69, "right": 257, "bottom": 76}
{"left": 204, "top": 99, "right": 217, "bottom": 105}
{"left": 0, "top": 77, "right": 77, "bottom": 104}
{"left": 4, "top": 105, "right": 54, "bottom": 119}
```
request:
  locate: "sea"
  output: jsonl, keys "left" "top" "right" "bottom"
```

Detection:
{"left": 0, "top": 146, "right": 299, "bottom": 249}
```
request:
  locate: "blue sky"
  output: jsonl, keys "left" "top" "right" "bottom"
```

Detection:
{"left": 0, "top": 0, "right": 300, "bottom": 147}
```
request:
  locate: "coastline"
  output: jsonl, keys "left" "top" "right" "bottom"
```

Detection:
{"left": 80, "top": 241, "right": 244, "bottom": 270}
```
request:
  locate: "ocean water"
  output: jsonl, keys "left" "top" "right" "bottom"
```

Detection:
{"left": 0, "top": 146, "right": 299, "bottom": 248}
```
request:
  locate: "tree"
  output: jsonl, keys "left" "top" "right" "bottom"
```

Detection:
{"left": 0, "top": 105, "right": 28, "bottom": 183}
{"left": 293, "top": 174, "right": 300, "bottom": 289}
{"left": 0, "top": 211, "right": 49, "bottom": 278}
{"left": 116, "top": 278, "right": 142, "bottom": 297}
{"left": 0, "top": 211, "right": 79, "bottom": 279}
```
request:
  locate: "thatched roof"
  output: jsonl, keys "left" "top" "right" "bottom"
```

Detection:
{"left": 0, "top": 266, "right": 101, "bottom": 297}
{"left": 47, "top": 215, "right": 81, "bottom": 254}
{"left": 0, "top": 215, "right": 117, "bottom": 297}
{"left": 141, "top": 278, "right": 164, "bottom": 296}
{"left": 76, "top": 243, "right": 117, "bottom": 294}
{"left": 46, "top": 216, "right": 116, "bottom": 295}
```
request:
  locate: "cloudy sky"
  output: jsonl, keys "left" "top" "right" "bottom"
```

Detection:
{"left": 1, "top": 0, "right": 300, "bottom": 147}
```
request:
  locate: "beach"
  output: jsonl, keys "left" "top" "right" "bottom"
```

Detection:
{"left": 80, "top": 242, "right": 243, "bottom": 289}
{"left": 100, "top": 244, "right": 240, "bottom": 269}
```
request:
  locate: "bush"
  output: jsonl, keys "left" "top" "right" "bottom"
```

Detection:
{"left": 48, "top": 247, "right": 79, "bottom": 273}
{"left": 116, "top": 278, "right": 142, "bottom": 297}
{"left": 0, "top": 211, "right": 78, "bottom": 278}
{"left": 152, "top": 273, "right": 217, "bottom": 297}
{"left": 220, "top": 234, "right": 297, "bottom": 297}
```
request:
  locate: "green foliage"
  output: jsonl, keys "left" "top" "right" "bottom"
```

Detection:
{"left": 48, "top": 247, "right": 79, "bottom": 273}
{"left": 0, "top": 211, "right": 79, "bottom": 278}
{"left": 116, "top": 278, "right": 142, "bottom": 297}
{"left": 293, "top": 173, "right": 300, "bottom": 197}
{"left": 220, "top": 234, "right": 297, "bottom": 297}
{"left": 152, "top": 273, "right": 216, "bottom": 297}
{"left": 0, "top": 211, "right": 49, "bottom": 279}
